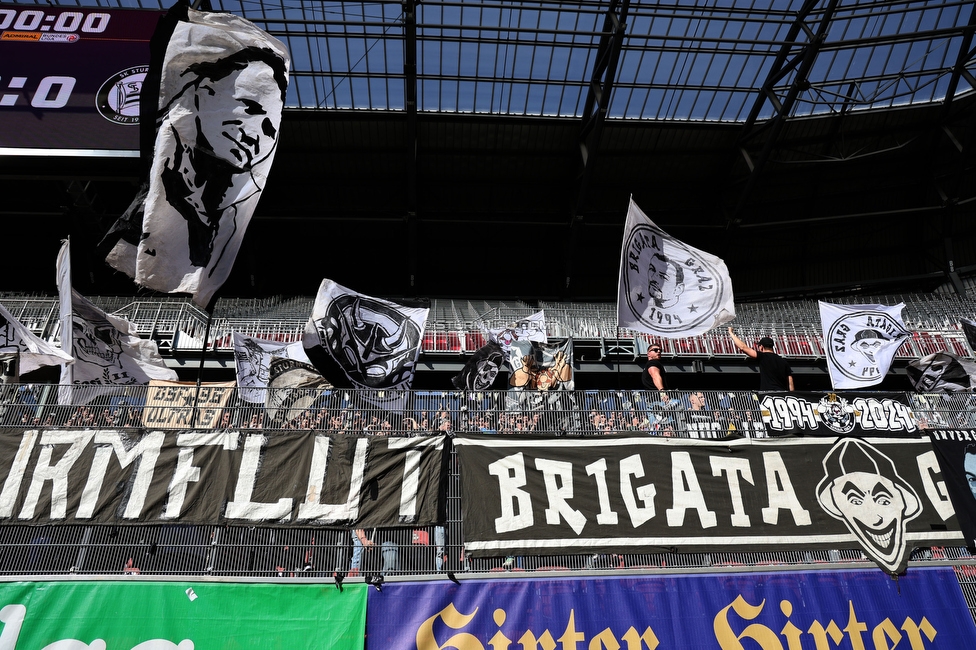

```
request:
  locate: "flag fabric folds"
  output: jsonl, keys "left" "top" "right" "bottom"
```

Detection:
{"left": 452, "top": 341, "right": 505, "bottom": 390}
{"left": 58, "top": 241, "right": 177, "bottom": 405}
{"left": 507, "top": 338, "right": 574, "bottom": 391}
{"left": 907, "top": 352, "right": 976, "bottom": 393}
{"left": 482, "top": 310, "right": 547, "bottom": 356}
{"left": 233, "top": 333, "right": 311, "bottom": 404}
{"left": 303, "top": 279, "right": 429, "bottom": 390}
{"left": 0, "top": 302, "right": 72, "bottom": 377}
{"left": 819, "top": 301, "right": 910, "bottom": 390}
{"left": 103, "top": 6, "right": 290, "bottom": 309}
{"left": 617, "top": 197, "right": 735, "bottom": 337}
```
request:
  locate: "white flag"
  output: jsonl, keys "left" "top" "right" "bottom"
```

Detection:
{"left": 233, "top": 333, "right": 311, "bottom": 404}
{"left": 617, "top": 197, "right": 735, "bottom": 337}
{"left": 303, "top": 279, "right": 428, "bottom": 390}
{"left": 482, "top": 310, "right": 547, "bottom": 362}
{"left": 819, "top": 301, "right": 910, "bottom": 389}
{"left": 58, "top": 241, "right": 178, "bottom": 405}
{"left": 0, "top": 302, "right": 72, "bottom": 376}
{"left": 104, "top": 7, "right": 290, "bottom": 309}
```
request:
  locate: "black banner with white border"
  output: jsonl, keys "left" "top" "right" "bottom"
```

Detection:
{"left": 926, "top": 429, "right": 976, "bottom": 549}
{"left": 759, "top": 392, "right": 918, "bottom": 437}
{"left": 0, "top": 429, "right": 447, "bottom": 528}
{"left": 455, "top": 434, "right": 961, "bottom": 574}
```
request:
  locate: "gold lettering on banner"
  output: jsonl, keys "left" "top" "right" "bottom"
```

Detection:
{"left": 715, "top": 595, "right": 938, "bottom": 650}
{"left": 416, "top": 604, "right": 483, "bottom": 650}
{"left": 416, "top": 605, "right": 661, "bottom": 650}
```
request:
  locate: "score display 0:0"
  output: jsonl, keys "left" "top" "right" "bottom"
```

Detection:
{"left": 0, "top": 9, "right": 110, "bottom": 33}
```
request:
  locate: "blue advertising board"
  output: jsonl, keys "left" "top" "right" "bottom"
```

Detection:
{"left": 366, "top": 568, "right": 975, "bottom": 649}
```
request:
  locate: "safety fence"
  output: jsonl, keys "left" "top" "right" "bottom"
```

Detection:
{"left": 0, "top": 384, "right": 973, "bottom": 584}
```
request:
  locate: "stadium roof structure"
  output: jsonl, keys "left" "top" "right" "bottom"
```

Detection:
{"left": 2, "top": 0, "right": 976, "bottom": 304}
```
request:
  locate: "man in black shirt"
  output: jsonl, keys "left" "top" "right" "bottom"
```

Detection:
{"left": 728, "top": 328, "right": 794, "bottom": 391}
{"left": 642, "top": 345, "right": 669, "bottom": 391}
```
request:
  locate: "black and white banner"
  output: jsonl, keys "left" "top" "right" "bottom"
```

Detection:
{"left": 617, "top": 197, "right": 735, "bottom": 338}
{"left": 907, "top": 352, "right": 976, "bottom": 393}
{"left": 819, "top": 302, "right": 910, "bottom": 389}
{"left": 455, "top": 434, "right": 961, "bottom": 574}
{"left": 759, "top": 392, "right": 918, "bottom": 437}
{"left": 926, "top": 430, "right": 976, "bottom": 549}
{"left": 103, "top": 6, "right": 290, "bottom": 309}
{"left": 507, "top": 338, "right": 574, "bottom": 391}
{"left": 57, "top": 241, "right": 177, "bottom": 406}
{"left": 264, "top": 356, "right": 332, "bottom": 425}
{"left": 0, "top": 430, "right": 447, "bottom": 528}
{"left": 452, "top": 341, "right": 505, "bottom": 390}
{"left": 0, "top": 301, "right": 72, "bottom": 375}
{"left": 482, "top": 310, "right": 547, "bottom": 358}
{"left": 303, "top": 279, "right": 428, "bottom": 392}
{"left": 234, "top": 333, "right": 311, "bottom": 403}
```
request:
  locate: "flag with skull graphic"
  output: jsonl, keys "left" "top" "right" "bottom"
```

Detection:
{"left": 302, "top": 279, "right": 429, "bottom": 391}
{"left": 819, "top": 302, "right": 910, "bottom": 390}
{"left": 57, "top": 241, "right": 178, "bottom": 405}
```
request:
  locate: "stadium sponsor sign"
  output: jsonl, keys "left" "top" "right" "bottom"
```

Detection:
{"left": 367, "top": 569, "right": 976, "bottom": 650}
{"left": 759, "top": 391, "right": 917, "bottom": 436}
{"left": 0, "top": 580, "right": 365, "bottom": 649}
{"left": 455, "top": 434, "right": 962, "bottom": 574}
{"left": 0, "top": 430, "right": 446, "bottom": 528}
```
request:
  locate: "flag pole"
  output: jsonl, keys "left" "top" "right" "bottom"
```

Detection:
{"left": 190, "top": 301, "right": 216, "bottom": 428}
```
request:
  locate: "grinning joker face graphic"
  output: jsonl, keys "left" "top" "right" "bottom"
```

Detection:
{"left": 817, "top": 438, "right": 920, "bottom": 573}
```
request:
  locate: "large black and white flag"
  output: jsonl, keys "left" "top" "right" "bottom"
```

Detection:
{"left": 907, "top": 352, "right": 976, "bottom": 393}
{"left": 103, "top": 6, "right": 290, "bottom": 309}
{"left": 507, "top": 338, "right": 574, "bottom": 391}
{"left": 617, "top": 198, "right": 735, "bottom": 337}
{"left": 0, "top": 302, "right": 72, "bottom": 377}
{"left": 58, "top": 242, "right": 177, "bottom": 405}
{"left": 233, "top": 333, "right": 311, "bottom": 404}
{"left": 264, "top": 356, "right": 332, "bottom": 426}
{"left": 819, "top": 302, "right": 909, "bottom": 389}
{"left": 303, "top": 279, "right": 429, "bottom": 391}
{"left": 452, "top": 341, "right": 505, "bottom": 391}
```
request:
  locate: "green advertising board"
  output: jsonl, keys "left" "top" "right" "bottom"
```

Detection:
{"left": 0, "top": 580, "right": 366, "bottom": 649}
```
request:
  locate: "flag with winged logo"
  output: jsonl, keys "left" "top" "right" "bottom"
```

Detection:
{"left": 0, "top": 302, "right": 72, "bottom": 377}
{"left": 819, "top": 301, "right": 910, "bottom": 390}
{"left": 101, "top": 5, "right": 290, "bottom": 309}
{"left": 58, "top": 241, "right": 177, "bottom": 405}
{"left": 617, "top": 198, "right": 735, "bottom": 337}
{"left": 303, "top": 279, "right": 429, "bottom": 391}
{"left": 233, "top": 333, "right": 311, "bottom": 403}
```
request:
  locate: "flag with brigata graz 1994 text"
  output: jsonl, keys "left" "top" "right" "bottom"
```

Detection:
{"left": 617, "top": 197, "right": 735, "bottom": 338}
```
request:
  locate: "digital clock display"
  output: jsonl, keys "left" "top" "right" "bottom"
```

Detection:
{"left": 0, "top": 4, "right": 164, "bottom": 155}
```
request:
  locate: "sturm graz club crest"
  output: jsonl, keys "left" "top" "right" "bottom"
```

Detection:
{"left": 826, "top": 310, "right": 907, "bottom": 383}
{"left": 814, "top": 394, "right": 857, "bottom": 434}
{"left": 96, "top": 66, "right": 148, "bottom": 125}
{"left": 622, "top": 224, "right": 728, "bottom": 334}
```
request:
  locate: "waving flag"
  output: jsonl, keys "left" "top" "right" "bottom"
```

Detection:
{"left": 233, "top": 333, "right": 310, "bottom": 403}
{"left": 303, "top": 279, "right": 428, "bottom": 391}
{"left": 102, "top": 5, "right": 290, "bottom": 309}
{"left": 58, "top": 241, "right": 177, "bottom": 405}
{"left": 617, "top": 197, "right": 735, "bottom": 337}
{"left": 819, "top": 301, "right": 910, "bottom": 389}
{"left": 0, "top": 302, "right": 72, "bottom": 377}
